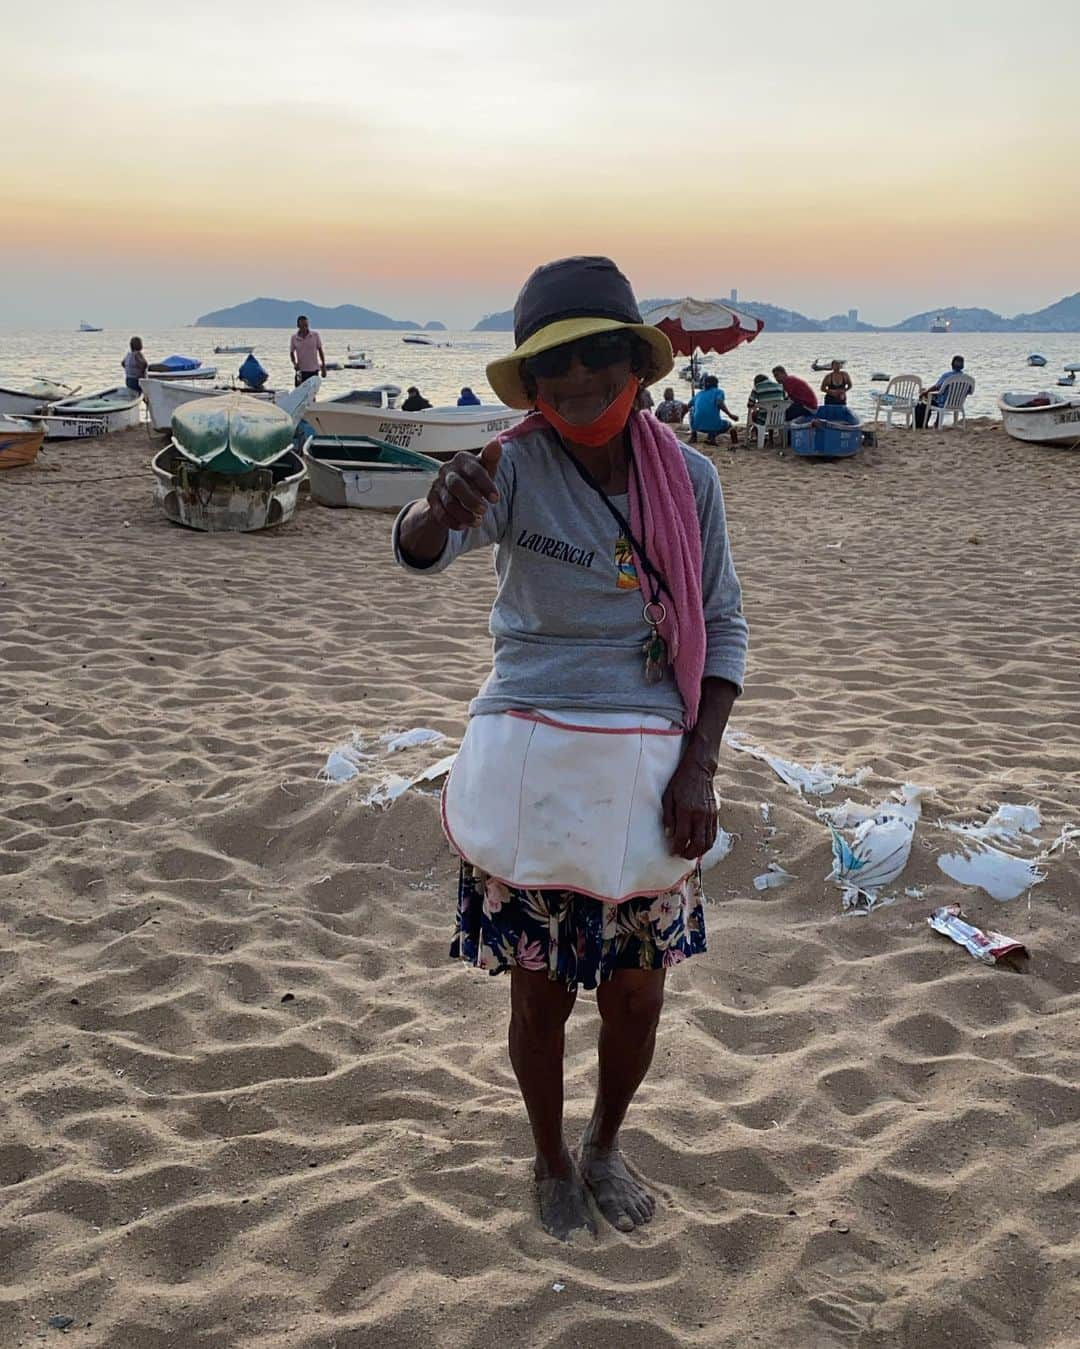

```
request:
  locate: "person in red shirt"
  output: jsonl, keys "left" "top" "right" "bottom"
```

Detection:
{"left": 772, "top": 366, "right": 818, "bottom": 421}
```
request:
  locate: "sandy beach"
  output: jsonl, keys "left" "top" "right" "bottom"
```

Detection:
{"left": 1, "top": 419, "right": 1078, "bottom": 1348}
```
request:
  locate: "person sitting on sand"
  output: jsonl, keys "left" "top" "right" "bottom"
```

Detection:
{"left": 820, "top": 360, "right": 852, "bottom": 406}
{"left": 121, "top": 337, "right": 148, "bottom": 393}
{"left": 772, "top": 366, "right": 818, "bottom": 421}
{"left": 401, "top": 386, "right": 433, "bottom": 412}
{"left": 457, "top": 386, "right": 481, "bottom": 406}
{"left": 394, "top": 254, "right": 748, "bottom": 1242}
{"left": 654, "top": 387, "right": 688, "bottom": 425}
{"left": 689, "top": 374, "right": 739, "bottom": 447}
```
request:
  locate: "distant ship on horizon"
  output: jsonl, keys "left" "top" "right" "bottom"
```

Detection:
{"left": 930, "top": 314, "right": 951, "bottom": 333}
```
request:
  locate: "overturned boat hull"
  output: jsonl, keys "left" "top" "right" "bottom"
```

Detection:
{"left": 152, "top": 446, "right": 305, "bottom": 531}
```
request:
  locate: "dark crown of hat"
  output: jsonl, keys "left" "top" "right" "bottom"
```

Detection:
{"left": 513, "top": 256, "right": 643, "bottom": 346}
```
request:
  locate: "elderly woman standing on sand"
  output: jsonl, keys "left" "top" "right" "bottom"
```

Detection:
{"left": 394, "top": 256, "right": 748, "bottom": 1241}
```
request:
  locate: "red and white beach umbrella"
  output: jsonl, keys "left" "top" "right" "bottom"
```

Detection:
{"left": 641, "top": 297, "right": 764, "bottom": 370}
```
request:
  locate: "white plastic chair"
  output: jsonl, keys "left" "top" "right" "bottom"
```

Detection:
{"left": 925, "top": 376, "right": 975, "bottom": 429}
{"left": 870, "top": 375, "right": 922, "bottom": 428}
{"left": 749, "top": 400, "right": 788, "bottom": 448}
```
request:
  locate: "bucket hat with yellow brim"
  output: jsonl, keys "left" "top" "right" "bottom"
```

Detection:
{"left": 485, "top": 255, "right": 675, "bottom": 411}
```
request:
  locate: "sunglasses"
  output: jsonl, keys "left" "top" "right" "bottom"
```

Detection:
{"left": 523, "top": 331, "right": 635, "bottom": 380}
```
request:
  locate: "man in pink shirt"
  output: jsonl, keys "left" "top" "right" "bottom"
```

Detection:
{"left": 289, "top": 315, "right": 327, "bottom": 386}
{"left": 772, "top": 365, "right": 819, "bottom": 421}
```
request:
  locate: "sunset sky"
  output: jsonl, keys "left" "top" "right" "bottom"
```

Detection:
{"left": 3, "top": 0, "right": 1075, "bottom": 330}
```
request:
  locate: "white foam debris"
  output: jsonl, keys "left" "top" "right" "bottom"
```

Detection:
{"left": 754, "top": 863, "right": 794, "bottom": 891}
{"left": 726, "top": 733, "right": 870, "bottom": 797}
{"left": 759, "top": 803, "right": 772, "bottom": 823}
{"left": 937, "top": 843, "right": 1046, "bottom": 901}
{"left": 1040, "top": 825, "right": 1080, "bottom": 858}
{"left": 380, "top": 728, "right": 446, "bottom": 753}
{"left": 699, "top": 828, "right": 734, "bottom": 872}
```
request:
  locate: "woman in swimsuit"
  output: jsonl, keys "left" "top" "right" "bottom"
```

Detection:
{"left": 821, "top": 360, "right": 852, "bottom": 406}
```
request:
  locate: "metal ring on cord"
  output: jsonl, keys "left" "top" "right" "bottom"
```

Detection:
{"left": 643, "top": 600, "right": 667, "bottom": 626}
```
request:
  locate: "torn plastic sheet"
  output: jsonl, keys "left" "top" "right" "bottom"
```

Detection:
{"left": 726, "top": 733, "right": 870, "bottom": 797}
{"left": 937, "top": 842, "right": 1046, "bottom": 901}
{"left": 360, "top": 774, "right": 412, "bottom": 808}
{"left": 944, "top": 802, "right": 1042, "bottom": 844}
{"left": 828, "top": 784, "right": 932, "bottom": 912}
{"left": 928, "top": 905, "right": 1027, "bottom": 964}
{"left": 380, "top": 728, "right": 446, "bottom": 753}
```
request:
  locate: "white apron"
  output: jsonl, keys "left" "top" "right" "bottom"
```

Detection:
{"left": 441, "top": 708, "right": 693, "bottom": 903}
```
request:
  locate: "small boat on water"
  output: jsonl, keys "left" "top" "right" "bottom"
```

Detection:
{"left": 305, "top": 397, "right": 520, "bottom": 459}
{"left": 147, "top": 356, "right": 216, "bottom": 382}
{"left": 214, "top": 344, "right": 255, "bottom": 354}
{"left": 811, "top": 358, "right": 846, "bottom": 371}
{"left": 0, "top": 377, "right": 80, "bottom": 417}
{"left": 344, "top": 349, "right": 372, "bottom": 369}
{"left": 79, "top": 320, "right": 103, "bottom": 332}
{"left": 0, "top": 416, "right": 46, "bottom": 469}
{"left": 930, "top": 315, "right": 951, "bottom": 333}
{"left": 152, "top": 444, "right": 305, "bottom": 532}
{"left": 403, "top": 334, "right": 433, "bottom": 345}
{"left": 1027, "top": 354, "right": 1048, "bottom": 367}
{"left": 38, "top": 386, "right": 142, "bottom": 440}
{"left": 301, "top": 433, "right": 440, "bottom": 511}
{"left": 998, "top": 391, "right": 1080, "bottom": 447}
{"left": 1058, "top": 372, "right": 1077, "bottom": 387}
{"left": 870, "top": 372, "right": 890, "bottom": 382}
{"left": 141, "top": 375, "right": 319, "bottom": 433}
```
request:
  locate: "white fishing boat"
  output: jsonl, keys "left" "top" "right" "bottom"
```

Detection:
{"left": 213, "top": 344, "right": 255, "bottom": 354}
{"left": 403, "top": 333, "right": 434, "bottom": 345}
{"left": 141, "top": 376, "right": 319, "bottom": 433}
{"left": 146, "top": 362, "right": 217, "bottom": 382}
{"left": 79, "top": 320, "right": 103, "bottom": 332}
{"left": 1027, "top": 353, "right": 1048, "bottom": 367}
{"left": 305, "top": 397, "right": 522, "bottom": 459}
{"left": 301, "top": 433, "right": 440, "bottom": 511}
{"left": 37, "top": 387, "right": 142, "bottom": 440}
{"left": 998, "top": 391, "right": 1080, "bottom": 447}
{"left": 152, "top": 444, "right": 305, "bottom": 532}
{"left": 0, "top": 377, "right": 80, "bottom": 417}
{"left": 344, "top": 349, "right": 372, "bottom": 369}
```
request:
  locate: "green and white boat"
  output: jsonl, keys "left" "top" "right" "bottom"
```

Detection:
{"left": 171, "top": 393, "right": 294, "bottom": 475}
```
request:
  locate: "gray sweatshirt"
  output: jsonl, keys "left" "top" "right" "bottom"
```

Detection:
{"left": 392, "top": 426, "right": 748, "bottom": 724}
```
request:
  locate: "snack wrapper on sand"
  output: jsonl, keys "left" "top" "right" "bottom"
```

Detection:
{"left": 927, "top": 904, "right": 1027, "bottom": 965}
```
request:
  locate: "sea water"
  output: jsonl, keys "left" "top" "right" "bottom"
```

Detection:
{"left": 1, "top": 327, "right": 1076, "bottom": 421}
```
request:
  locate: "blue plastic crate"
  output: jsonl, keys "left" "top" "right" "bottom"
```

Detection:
{"left": 790, "top": 418, "right": 862, "bottom": 458}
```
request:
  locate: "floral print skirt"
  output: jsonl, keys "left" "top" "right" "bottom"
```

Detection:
{"left": 450, "top": 863, "right": 707, "bottom": 992}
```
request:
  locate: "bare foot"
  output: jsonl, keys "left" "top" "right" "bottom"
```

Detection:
{"left": 534, "top": 1156, "right": 596, "bottom": 1242}
{"left": 578, "top": 1139, "right": 655, "bottom": 1232}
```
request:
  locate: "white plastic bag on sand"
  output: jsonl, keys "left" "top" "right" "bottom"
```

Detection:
{"left": 754, "top": 863, "right": 794, "bottom": 891}
{"left": 699, "top": 827, "right": 734, "bottom": 872}
{"left": 380, "top": 728, "right": 446, "bottom": 753}
{"left": 319, "top": 736, "right": 369, "bottom": 782}
{"left": 726, "top": 733, "right": 870, "bottom": 797}
{"left": 412, "top": 753, "right": 457, "bottom": 785}
{"left": 937, "top": 843, "right": 1046, "bottom": 901}
{"left": 829, "top": 784, "right": 932, "bottom": 912}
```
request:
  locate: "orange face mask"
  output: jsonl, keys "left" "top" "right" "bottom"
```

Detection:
{"left": 535, "top": 376, "right": 640, "bottom": 447}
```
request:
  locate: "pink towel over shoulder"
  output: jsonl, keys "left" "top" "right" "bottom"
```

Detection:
{"left": 498, "top": 409, "right": 707, "bottom": 728}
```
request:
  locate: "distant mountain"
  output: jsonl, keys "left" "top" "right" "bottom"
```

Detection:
{"left": 474, "top": 310, "right": 513, "bottom": 332}
{"left": 423, "top": 320, "right": 447, "bottom": 331}
{"left": 195, "top": 298, "right": 421, "bottom": 329}
{"left": 471, "top": 291, "right": 1080, "bottom": 334}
